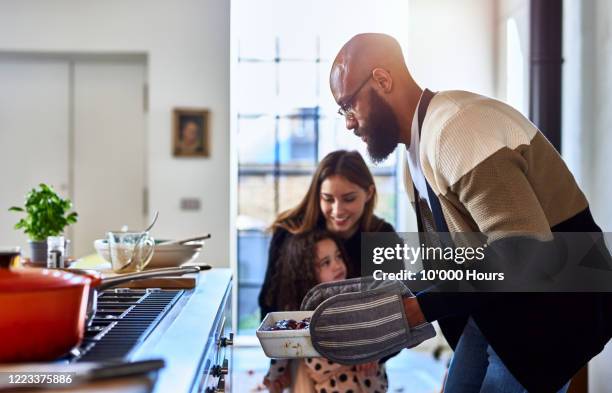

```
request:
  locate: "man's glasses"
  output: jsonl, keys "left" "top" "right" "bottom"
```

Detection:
{"left": 337, "top": 75, "right": 371, "bottom": 119}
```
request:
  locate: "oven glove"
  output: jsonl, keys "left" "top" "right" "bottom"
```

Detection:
{"left": 304, "top": 278, "right": 436, "bottom": 365}
{"left": 301, "top": 276, "right": 396, "bottom": 311}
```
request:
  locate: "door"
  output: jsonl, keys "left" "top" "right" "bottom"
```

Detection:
{"left": 0, "top": 53, "right": 147, "bottom": 258}
{"left": 0, "top": 55, "right": 70, "bottom": 251}
{"left": 72, "top": 59, "right": 147, "bottom": 256}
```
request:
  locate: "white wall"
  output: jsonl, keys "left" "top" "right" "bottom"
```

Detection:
{"left": 495, "top": 0, "right": 530, "bottom": 113}
{"left": 580, "top": 0, "right": 612, "bottom": 230}
{"left": 564, "top": 1, "right": 612, "bottom": 391}
{"left": 0, "top": 0, "right": 231, "bottom": 266}
{"left": 495, "top": 1, "right": 612, "bottom": 391}
{"left": 406, "top": 0, "right": 496, "bottom": 96}
{"left": 395, "top": 0, "right": 497, "bottom": 232}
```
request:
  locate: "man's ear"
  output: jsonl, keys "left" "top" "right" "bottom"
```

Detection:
{"left": 371, "top": 68, "right": 393, "bottom": 93}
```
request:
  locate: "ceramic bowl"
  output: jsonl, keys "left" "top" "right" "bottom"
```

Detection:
{"left": 94, "top": 239, "right": 202, "bottom": 269}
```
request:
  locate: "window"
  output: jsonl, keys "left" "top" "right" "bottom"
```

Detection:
{"left": 232, "top": 0, "right": 410, "bottom": 335}
{"left": 506, "top": 18, "right": 527, "bottom": 115}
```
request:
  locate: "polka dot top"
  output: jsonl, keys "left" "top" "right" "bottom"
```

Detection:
{"left": 266, "top": 357, "right": 388, "bottom": 393}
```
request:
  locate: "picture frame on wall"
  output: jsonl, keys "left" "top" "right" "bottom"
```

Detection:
{"left": 173, "top": 108, "right": 209, "bottom": 157}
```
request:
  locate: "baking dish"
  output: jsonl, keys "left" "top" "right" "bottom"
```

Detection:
{"left": 256, "top": 311, "right": 320, "bottom": 358}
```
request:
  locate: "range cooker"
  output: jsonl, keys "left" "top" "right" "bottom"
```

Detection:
{"left": 62, "top": 268, "right": 233, "bottom": 393}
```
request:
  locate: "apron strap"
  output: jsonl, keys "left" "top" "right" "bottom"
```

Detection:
{"left": 414, "top": 89, "right": 451, "bottom": 234}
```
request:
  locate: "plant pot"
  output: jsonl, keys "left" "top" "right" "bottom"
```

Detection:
{"left": 28, "top": 239, "right": 72, "bottom": 267}
{"left": 28, "top": 241, "right": 47, "bottom": 266}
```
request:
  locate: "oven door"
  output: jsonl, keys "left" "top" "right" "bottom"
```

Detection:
{"left": 200, "top": 284, "right": 233, "bottom": 393}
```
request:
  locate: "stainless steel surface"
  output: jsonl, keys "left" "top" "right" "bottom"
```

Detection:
{"left": 130, "top": 268, "right": 233, "bottom": 393}
{"left": 0, "top": 360, "right": 165, "bottom": 391}
{"left": 85, "top": 359, "right": 165, "bottom": 380}
{"left": 98, "top": 265, "right": 200, "bottom": 290}
{"left": 80, "top": 265, "right": 201, "bottom": 326}
{"left": 159, "top": 234, "right": 211, "bottom": 246}
{"left": 205, "top": 377, "right": 225, "bottom": 393}
{"left": 72, "top": 288, "right": 184, "bottom": 362}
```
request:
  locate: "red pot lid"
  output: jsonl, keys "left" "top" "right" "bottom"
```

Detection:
{"left": 0, "top": 267, "right": 91, "bottom": 292}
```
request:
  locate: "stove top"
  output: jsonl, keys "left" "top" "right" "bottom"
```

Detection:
{"left": 69, "top": 288, "right": 184, "bottom": 362}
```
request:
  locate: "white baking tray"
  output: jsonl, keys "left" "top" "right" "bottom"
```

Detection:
{"left": 256, "top": 311, "right": 320, "bottom": 358}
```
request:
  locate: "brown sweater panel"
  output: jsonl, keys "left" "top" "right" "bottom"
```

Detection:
{"left": 439, "top": 133, "right": 588, "bottom": 239}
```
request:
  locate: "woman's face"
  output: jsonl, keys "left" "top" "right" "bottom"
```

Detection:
{"left": 320, "top": 174, "right": 372, "bottom": 238}
{"left": 314, "top": 238, "right": 347, "bottom": 283}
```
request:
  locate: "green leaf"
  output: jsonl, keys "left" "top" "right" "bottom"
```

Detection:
{"left": 8, "top": 183, "right": 78, "bottom": 240}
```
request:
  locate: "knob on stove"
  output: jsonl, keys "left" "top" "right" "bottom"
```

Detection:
{"left": 220, "top": 332, "right": 234, "bottom": 347}
{"left": 211, "top": 359, "right": 229, "bottom": 377}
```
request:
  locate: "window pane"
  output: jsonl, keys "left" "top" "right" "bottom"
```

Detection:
{"left": 236, "top": 63, "right": 276, "bottom": 113}
{"left": 278, "top": 34, "right": 318, "bottom": 60}
{"left": 237, "top": 283, "right": 261, "bottom": 333}
{"left": 238, "top": 115, "right": 276, "bottom": 166}
{"left": 238, "top": 34, "right": 276, "bottom": 61}
{"left": 237, "top": 229, "right": 270, "bottom": 333}
{"left": 278, "top": 174, "right": 314, "bottom": 214}
{"left": 317, "top": 115, "right": 364, "bottom": 157}
{"left": 374, "top": 175, "right": 397, "bottom": 225}
{"left": 278, "top": 62, "right": 318, "bottom": 110}
{"left": 238, "top": 174, "right": 275, "bottom": 230}
{"left": 278, "top": 111, "right": 318, "bottom": 167}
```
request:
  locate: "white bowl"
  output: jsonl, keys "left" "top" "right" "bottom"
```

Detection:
{"left": 256, "top": 311, "right": 319, "bottom": 358}
{"left": 94, "top": 239, "right": 202, "bottom": 269}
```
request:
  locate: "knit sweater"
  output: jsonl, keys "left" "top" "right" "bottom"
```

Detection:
{"left": 402, "top": 90, "right": 610, "bottom": 392}
{"left": 403, "top": 90, "right": 588, "bottom": 240}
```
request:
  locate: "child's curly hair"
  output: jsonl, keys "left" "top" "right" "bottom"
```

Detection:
{"left": 267, "top": 230, "right": 348, "bottom": 311}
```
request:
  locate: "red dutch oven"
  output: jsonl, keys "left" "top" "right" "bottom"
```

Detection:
{"left": 0, "top": 267, "right": 92, "bottom": 362}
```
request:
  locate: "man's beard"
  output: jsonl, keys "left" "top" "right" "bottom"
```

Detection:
{"left": 359, "top": 89, "right": 401, "bottom": 164}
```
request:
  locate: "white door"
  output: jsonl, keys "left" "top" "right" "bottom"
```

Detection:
{"left": 0, "top": 54, "right": 147, "bottom": 258}
{"left": 71, "top": 59, "right": 147, "bottom": 256}
{"left": 0, "top": 55, "right": 70, "bottom": 251}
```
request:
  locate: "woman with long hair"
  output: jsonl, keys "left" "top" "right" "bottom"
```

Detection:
{"left": 258, "top": 149, "right": 399, "bottom": 319}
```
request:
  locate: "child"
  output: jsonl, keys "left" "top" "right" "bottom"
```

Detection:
{"left": 263, "top": 230, "right": 389, "bottom": 393}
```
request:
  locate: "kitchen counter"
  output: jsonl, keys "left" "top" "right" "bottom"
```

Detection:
{"left": 134, "top": 267, "right": 232, "bottom": 393}
{"left": 0, "top": 268, "right": 233, "bottom": 393}
{"left": 139, "top": 269, "right": 232, "bottom": 393}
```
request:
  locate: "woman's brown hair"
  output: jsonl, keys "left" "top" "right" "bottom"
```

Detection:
{"left": 267, "top": 230, "right": 348, "bottom": 311}
{"left": 271, "top": 150, "right": 381, "bottom": 235}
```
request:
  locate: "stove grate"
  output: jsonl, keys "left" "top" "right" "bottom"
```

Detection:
{"left": 70, "top": 289, "right": 183, "bottom": 362}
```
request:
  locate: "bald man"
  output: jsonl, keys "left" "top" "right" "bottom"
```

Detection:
{"left": 301, "top": 33, "right": 612, "bottom": 393}
{"left": 330, "top": 33, "right": 420, "bottom": 164}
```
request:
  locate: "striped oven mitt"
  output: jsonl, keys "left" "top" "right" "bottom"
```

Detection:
{"left": 301, "top": 277, "right": 436, "bottom": 365}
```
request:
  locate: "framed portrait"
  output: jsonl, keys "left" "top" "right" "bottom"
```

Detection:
{"left": 173, "top": 108, "right": 209, "bottom": 157}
